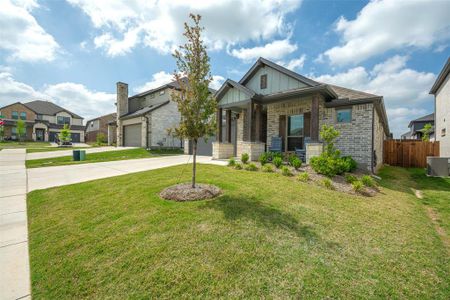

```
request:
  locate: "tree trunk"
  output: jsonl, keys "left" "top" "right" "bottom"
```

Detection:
{"left": 192, "top": 139, "right": 197, "bottom": 188}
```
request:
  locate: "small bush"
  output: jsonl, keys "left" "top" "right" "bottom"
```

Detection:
{"left": 286, "top": 153, "right": 297, "bottom": 165}
{"left": 281, "top": 166, "right": 293, "bottom": 176}
{"left": 259, "top": 153, "right": 268, "bottom": 165}
{"left": 227, "top": 157, "right": 236, "bottom": 167}
{"left": 268, "top": 151, "right": 282, "bottom": 162}
{"left": 345, "top": 174, "right": 357, "bottom": 184}
{"left": 245, "top": 163, "right": 258, "bottom": 171}
{"left": 262, "top": 164, "right": 274, "bottom": 172}
{"left": 291, "top": 157, "right": 302, "bottom": 170}
{"left": 241, "top": 153, "right": 249, "bottom": 164}
{"left": 297, "top": 172, "right": 309, "bottom": 182}
{"left": 322, "top": 178, "right": 334, "bottom": 190}
{"left": 352, "top": 180, "right": 364, "bottom": 193}
{"left": 310, "top": 155, "right": 339, "bottom": 177}
{"left": 96, "top": 133, "right": 107, "bottom": 145}
{"left": 273, "top": 157, "right": 283, "bottom": 168}
{"left": 341, "top": 156, "right": 358, "bottom": 172}
{"left": 361, "top": 175, "right": 376, "bottom": 187}
{"left": 234, "top": 163, "right": 243, "bottom": 170}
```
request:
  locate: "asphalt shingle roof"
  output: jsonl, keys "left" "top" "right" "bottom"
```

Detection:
{"left": 23, "top": 100, "right": 83, "bottom": 119}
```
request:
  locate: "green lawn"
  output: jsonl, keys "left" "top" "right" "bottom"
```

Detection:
{"left": 26, "top": 147, "right": 88, "bottom": 153}
{"left": 0, "top": 141, "right": 51, "bottom": 149}
{"left": 27, "top": 165, "right": 449, "bottom": 299}
{"left": 26, "top": 148, "right": 183, "bottom": 168}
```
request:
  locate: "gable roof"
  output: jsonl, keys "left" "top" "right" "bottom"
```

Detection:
{"left": 215, "top": 79, "right": 257, "bottom": 100}
{"left": 120, "top": 101, "right": 170, "bottom": 120}
{"left": 0, "top": 101, "right": 34, "bottom": 112}
{"left": 239, "top": 57, "right": 321, "bottom": 87}
{"left": 23, "top": 100, "right": 83, "bottom": 119}
{"left": 86, "top": 112, "right": 116, "bottom": 124}
{"left": 327, "top": 85, "right": 379, "bottom": 100}
{"left": 430, "top": 57, "right": 450, "bottom": 94}
{"left": 408, "top": 113, "right": 434, "bottom": 128}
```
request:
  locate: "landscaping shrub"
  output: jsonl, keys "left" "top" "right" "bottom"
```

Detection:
{"left": 245, "top": 163, "right": 258, "bottom": 171}
{"left": 228, "top": 157, "right": 236, "bottom": 167}
{"left": 234, "top": 163, "right": 243, "bottom": 170}
{"left": 352, "top": 180, "right": 364, "bottom": 193}
{"left": 297, "top": 172, "right": 309, "bottom": 182}
{"left": 291, "top": 157, "right": 302, "bottom": 170}
{"left": 310, "top": 155, "right": 340, "bottom": 177}
{"left": 281, "top": 166, "right": 292, "bottom": 176}
{"left": 341, "top": 156, "right": 357, "bottom": 172}
{"left": 286, "top": 153, "right": 297, "bottom": 165}
{"left": 96, "top": 133, "right": 107, "bottom": 145}
{"left": 262, "top": 164, "right": 274, "bottom": 172}
{"left": 259, "top": 153, "right": 268, "bottom": 166}
{"left": 273, "top": 157, "right": 283, "bottom": 168}
{"left": 361, "top": 175, "right": 376, "bottom": 187}
{"left": 345, "top": 174, "right": 358, "bottom": 184}
{"left": 322, "top": 178, "right": 334, "bottom": 190}
{"left": 241, "top": 153, "right": 249, "bottom": 164}
{"left": 267, "top": 151, "right": 282, "bottom": 162}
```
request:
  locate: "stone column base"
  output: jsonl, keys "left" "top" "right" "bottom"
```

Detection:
{"left": 306, "top": 142, "right": 323, "bottom": 164}
{"left": 237, "top": 141, "right": 265, "bottom": 161}
{"left": 212, "top": 142, "right": 234, "bottom": 159}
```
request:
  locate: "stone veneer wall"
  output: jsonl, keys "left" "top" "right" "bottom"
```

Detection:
{"left": 236, "top": 141, "right": 265, "bottom": 161}
{"left": 212, "top": 142, "right": 234, "bottom": 159}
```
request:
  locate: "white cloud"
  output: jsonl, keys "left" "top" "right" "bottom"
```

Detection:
{"left": 67, "top": 0, "right": 302, "bottom": 56}
{"left": 324, "top": 0, "right": 450, "bottom": 65}
{"left": 210, "top": 75, "right": 225, "bottom": 90}
{"left": 277, "top": 54, "right": 306, "bottom": 71}
{"left": 0, "top": 0, "right": 60, "bottom": 62}
{"left": 314, "top": 55, "right": 436, "bottom": 137}
{"left": 230, "top": 39, "right": 298, "bottom": 62}
{"left": 0, "top": 71, "right": 115, "bottom": 122}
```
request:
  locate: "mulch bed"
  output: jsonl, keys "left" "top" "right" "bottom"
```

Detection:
{"left": 160, "top": 183, "right": 222, "bottom": 201}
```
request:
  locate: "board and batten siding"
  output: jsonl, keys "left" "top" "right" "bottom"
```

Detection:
{"left": 218, "top": 87, "right": 250, "bottom": 106}
{"left": 244, "top": 66, "right": 308, "bottom": 95}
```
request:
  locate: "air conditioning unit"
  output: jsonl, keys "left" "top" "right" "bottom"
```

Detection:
{"left": 427, "top": 157, "right": 450, "bottom": 177}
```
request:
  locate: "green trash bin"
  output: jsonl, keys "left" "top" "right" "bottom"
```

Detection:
{"left": 73, "top": 150, "right": 80, "bottom": 161}
{"left": 79, "top": 150, "right": 86, "bottom": 161}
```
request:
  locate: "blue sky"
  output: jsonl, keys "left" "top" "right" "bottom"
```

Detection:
{"left": 1, "top": 0, "right": 449, "bottom": 137}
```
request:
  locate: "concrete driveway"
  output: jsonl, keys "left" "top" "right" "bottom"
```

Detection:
{"left": 27, "top": 146, "right": 137, "bottom": 160}
{"left": 27, "top": 155, "right": 227, "bottom": 192}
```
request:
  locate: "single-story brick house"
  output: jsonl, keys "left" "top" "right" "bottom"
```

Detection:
{"left": 212, "top": 57, "right": 390, "bottom": 173}
{"left": 85, "top": 112, "right": 116, "bottom": 144}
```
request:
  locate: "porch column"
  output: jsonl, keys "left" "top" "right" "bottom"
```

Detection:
{"left": 216, "top": 108, "right": 223, "bottom": 143}
{"left": 255, "top": 104, "right": 262, "bottom": 142}
{"left": 311, "top": 94, "right": 320, "bottom": 141}
{"left": 247, "top": 100, "right": 254, "bottom": 142}
{"left": 226, "top": 109, "right": 232, "bottom": 143}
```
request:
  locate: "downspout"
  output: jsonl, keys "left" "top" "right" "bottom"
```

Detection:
{"left": 145, "top": 115, "right": 150, "bottom": 149}
{"left": 371, "top": 104, "right": 375, "bottom": 174}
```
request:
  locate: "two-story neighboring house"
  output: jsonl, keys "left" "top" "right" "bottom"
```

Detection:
{"left": 114, "top": 80, "right": 186, "bottom": 148}
{"left": 430, "top": 57, "right": 450, "bottom": 156}
{"left": 401, "top": 113, "right": 435, "bottom": 140}
{"left": 0, "top": 100, "right": 85, "bottom": 142}
{"left": 85, "top": 113, "right": 116, "bottom": 143}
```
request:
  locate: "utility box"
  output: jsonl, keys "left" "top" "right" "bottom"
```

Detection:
{"left": 73, "top": 150, "right": 86, "bottom": 161}
{"left": 426, "top": 157, "right": 450, "bottom": 177}
{"left": 79, "top": 150, "right": 86, "bottom": 161}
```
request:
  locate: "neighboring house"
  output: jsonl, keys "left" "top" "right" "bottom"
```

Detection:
{"left": 0, "top": 100, "right": 85, "bottom": 142}
{"left": 114, "top": 80, "right": 185, "bottom": 148}
{"left": 430, "top": 57, "right": 450, "bottom": 156}
{"left": 85, "top": 113, "right": 116, "bottom": 144}
{"left": 212, "top": 57, "right": 390, "bottom": 172}
{"left": 401, "top": 113, "right": 435, "bottom": 140}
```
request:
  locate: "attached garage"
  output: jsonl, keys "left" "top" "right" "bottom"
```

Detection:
{"left": 123, "top": 124, "right": 142, "bottom": 147}
{"left": 71, "top": 133, "right": 80, "bottom": 143}
{"left": 49, "top": 131, "right": 58, "bottom": 142}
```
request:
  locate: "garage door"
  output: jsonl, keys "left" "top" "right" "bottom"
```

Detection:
{"left": 49, "top": 132, "right": 58, "bottom": 142}
{"left": 196, "top": 136, "right": 215, "bottom": 156}
{"left": 123, "top": 124, "right": 142, "bottom": 147}
{"left": 71, "top": 133, "right": 80, "bottom": 143}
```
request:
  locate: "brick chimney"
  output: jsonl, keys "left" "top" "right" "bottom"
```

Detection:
{"left": 116, "top": 82, "right": 128, "bottom": 117}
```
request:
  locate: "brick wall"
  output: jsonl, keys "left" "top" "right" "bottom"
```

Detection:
{"left": 0, "top": 103, "right": 36, "bottom": 121}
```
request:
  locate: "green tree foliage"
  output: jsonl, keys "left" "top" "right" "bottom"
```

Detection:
{"left": 171, "top": 14, "right": 216, "bottom": 188}
{"left": 96, "top": 133, "right": 107, "bottom": 145}
{"left": 59, "top": 124, "right": 71, "bottom": 143}
{"left": 0, "top": 125, "right": 4, "bottom": 142}
{"left": 16, "top": 119, "right": 26, "bottom": 143}
{"left": 421, "top": 123, "right": 433, "bottom": 142}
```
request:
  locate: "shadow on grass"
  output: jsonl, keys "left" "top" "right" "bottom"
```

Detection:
{"left": 201, "top": 195, "right": 318, "bottom": 242}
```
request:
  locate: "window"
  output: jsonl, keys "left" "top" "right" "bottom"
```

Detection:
{"left": 20, "top": 112, "right": 26, "bottom": 120}
{"left": 12, "top": 127, "right": 17, "bottom": 134}
{"left": 287, "top": 114, "right": 304, "bottom": 151}
{"left": 12, "top": 111, "right": 18, "bottom": 119}
{"left": 159, "top": 90, "right": 165, "bottom": 95}
{"left": 36, "top": 114, "right": 43, "bottom": 120}
{"left": 57, "top": 116, "right": 70, "bottom": 125}
{"left": 336, "top": 108, "right": 352, "bottom": 123}
{"left": 442, "top": 128, "right": 446, "bottom": 137}
{"left": 260, "top": 74, "right": 267, "bottom": 89}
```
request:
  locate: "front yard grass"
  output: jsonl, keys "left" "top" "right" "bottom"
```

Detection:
{"left": 0, "top": 141, "right": 51, "bottom": 149}
{"left": 25, "top": 148, "right": 183, "bottom": 168}
{"left": 27, "top": 165, "right": 449, "bottom": 298}
{"left": 26, "top": 147, "right": 88, "bottom": 153}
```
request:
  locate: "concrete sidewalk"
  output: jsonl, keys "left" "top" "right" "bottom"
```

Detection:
{"left": 28, "top": 155, "right": 227, "bottom": 192}
{"left": 26, "top": 146, "right": 137, "bottom": 160}
{"left": 0, "top": 149, "right": 31, "bottom": 300}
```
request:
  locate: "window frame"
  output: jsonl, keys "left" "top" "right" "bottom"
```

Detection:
{"left": 260, "top": 74, "right": 267, "bottom": 89}
{"left": 12, "top": 111, "right": 19, "bottom": 119}
{"left": 57, "top": 116, "right": 71, "bottom": 125}
{"left": 286, "top": 114, "right": 304, "bottom": 151}
{"left": 336, "top": 108, "right": 352, "bottom": 123}
{"left": 20, "top": 112, "right": 26, "bottom": 120}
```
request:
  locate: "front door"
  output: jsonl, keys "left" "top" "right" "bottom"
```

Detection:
{"left": 36, "top": 129, "right": 45, "bottom": 141}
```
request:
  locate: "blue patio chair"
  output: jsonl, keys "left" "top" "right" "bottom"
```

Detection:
{"left": 269, "top": 136, "right": 282, "bottom": 153}
{"left": 295, "top": 137, "right": 311, "bottom": 162}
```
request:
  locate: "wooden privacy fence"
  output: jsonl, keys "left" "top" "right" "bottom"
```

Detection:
{"left": 383, "top": 139, "right": 440, "bottom": 168}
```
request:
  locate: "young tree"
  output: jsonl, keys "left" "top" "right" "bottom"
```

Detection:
{"left": 59, "top": 124, "right": 71, "bottom": 144}
{"left": 422, "top": 123, "right": 433, "bottom": 142}
{"left": 0, "top": 125, "right": 4, "bottom": 142}
{"left": 171, "top": 14, "right": 216, "bottom": 188}
{"left": 16, "top": 119, "right": 26, "bottom": 143}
